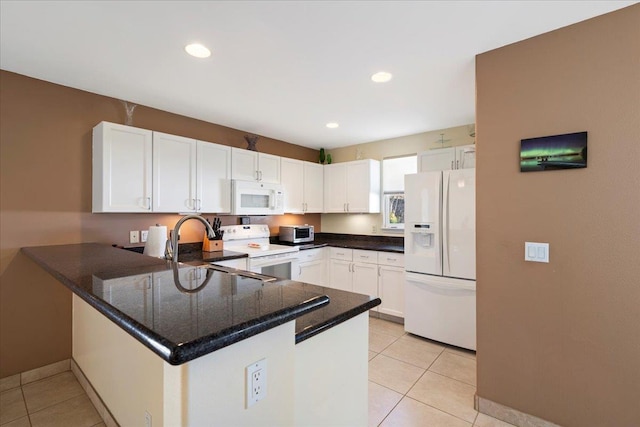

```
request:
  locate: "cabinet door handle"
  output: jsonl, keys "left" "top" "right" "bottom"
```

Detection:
{"left": 146, "top": 197, "right": 151, "bottom": 210}
{"left": 378, "top": 266, "right": 381, "bottom": 277}
{"left": 347, "top": 203, "right": 350, "bottom": 212}
{"left": 197, "top": 199, "right": 202, "bottom": 211}
{"left": 456, "top": 160, "right": 459, "bottom": 169}
{"left": 259, "top": 170, "right": 263, "bottom": 181}
{"left": 451, "top": 160, "right": 454, "bottom": 169}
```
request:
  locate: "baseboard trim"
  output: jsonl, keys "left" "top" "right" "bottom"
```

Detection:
{"left": 71, "top": 358, "right": 120, "bottom": 427}
{"left": 476, "top": 395, "right": 562, "bottom": 427}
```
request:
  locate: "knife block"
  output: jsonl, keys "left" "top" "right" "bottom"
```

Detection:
{"left": 202, "top": 234, "right": 224, "bottom": 252}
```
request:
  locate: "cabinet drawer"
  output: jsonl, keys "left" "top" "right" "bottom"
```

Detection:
{"left": 377, "top": 252, "right": 404, "bottom": 267}
{"left": 353, "top": 249, "right": 377, "bottom": 264}
{"left": 298, "top": 247, "right": 325, "bottom": 262}
{"left": 329, "top": 247, "right": 353, "bottom": 261}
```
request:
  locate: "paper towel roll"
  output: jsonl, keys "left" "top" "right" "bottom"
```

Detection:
{"left": 144, "top": 225, "right": 167, "bottom": 258}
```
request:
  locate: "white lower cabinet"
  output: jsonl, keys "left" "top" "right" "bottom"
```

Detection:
{"left": 326, "top": 247, "right": 404, "bottom": 317}
{"left": 298, "top": 248, "right": 325, "bottom": 286}
{"left": 377, "top": 253, "right": 405, "bottom": 318}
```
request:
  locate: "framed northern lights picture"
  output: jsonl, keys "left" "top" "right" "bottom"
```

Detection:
{"left": 520, "top": 131, "right": 587, "bottom": 172}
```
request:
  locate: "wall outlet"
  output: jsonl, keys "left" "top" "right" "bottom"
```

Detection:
{"left": 246, "top": 358, "right": 267, "bottom": 408}
{"left": 144, "top": 411, "right": 152, "bottom": 427}
{"left": 372, "top": 225, "right": 377, "bottom": 234}
{"left": 141, "top": 230, "right": 148, "bottom": 243}
{"left": 129, "top": 230, "right": 140, "bottom": 244}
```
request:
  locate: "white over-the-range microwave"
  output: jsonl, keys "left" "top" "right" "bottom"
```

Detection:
{"left": 232, "top": 180, "right": 284, "bottom": 215}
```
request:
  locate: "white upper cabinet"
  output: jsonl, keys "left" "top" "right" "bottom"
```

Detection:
{"left": 92, "top": 122, "right": 153, "bottom": 213}
{"left": 324, "top": 159, "right": 380, "bottom": 213}
{"left": 456, "top": 145, "right": 476, "bottom": 169}
{"left": 281, "top": 158, "right": 304, "bottom": 213}
{"left": 303, "top": 161, "right": 323, "bottom": 213}
{"left": 152, "top": 132, "right": 198, "bottom": 213}
{"left": 231, "top": 147, "right": 280, "bottom": 183}
{"left": 418, "top": 144, "right": 476, "bottom": 172}
{"left": 281, "top": 159, "right": 324, "bottom": 213}
{"left": 197, "top": 141, "right": 232, "bottom": 213}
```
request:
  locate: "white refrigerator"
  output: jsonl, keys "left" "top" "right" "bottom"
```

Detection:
{"left": 404, "top": 169, "right": 476, "bottom": 350}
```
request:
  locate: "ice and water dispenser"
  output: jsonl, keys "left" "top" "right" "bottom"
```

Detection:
{"left": 405, "top": 222, "right": 441, "bottom": 275}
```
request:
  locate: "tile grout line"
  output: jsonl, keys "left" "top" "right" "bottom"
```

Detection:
{"left": 19, "top": 385, "right": 32, "bottom": 427}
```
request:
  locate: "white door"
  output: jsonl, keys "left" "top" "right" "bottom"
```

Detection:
{"left": 353, "top": 261, "right": 378, "bottom": 309}
{"left": 328, "top": 258, "right": 352, "bottom": 291}
{"left": 455, "top": 145, "right": 476, "bottom": 169}
{"left": 257, "top": 153, "right": 281, "bottom": 183}
{"left": 379, "top": 265, "right": 405, "bottom": 318}
{"left": 346, "top": 160, "right": 370, "bottom": 212}
{"left": 153, "top": 132, "right": 197, "bottom": 212}
{"left": 418, "top": 147, "right": 455, "bottom": 172}
{"left": 281, "top": 157, "right": 304, "bottom": 213}
{"left": 405, "top": 272, "right": 476, "bottom": 350}
{"left": 303, "top": 161, "right": 324, "bottom": 213}
{"left": 92, "top": 122, "right": 153, "bottom": 212}
{"left": 231, "top": 147, "right": 259, "bottom": 181}
{"left": 197, "top": 141, "right": 231, "bottom": 213}
{"left": 299, "top": 260, "right": 325, "bottom": 286}
{"left": 404, "top": 172, "right": 442, "bottom": 275}
{"left": 443, "top": 169, "right": 476, "bottom": 280}
{"left": 323, "top": 163, "right": 347, "bottom": 212}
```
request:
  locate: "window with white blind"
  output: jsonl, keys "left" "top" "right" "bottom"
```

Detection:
{"left": 382, "top": 155, "right": 417, "bottom": 230}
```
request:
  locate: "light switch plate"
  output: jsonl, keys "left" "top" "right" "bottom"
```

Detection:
{"left": 525, "top": 242, "right": 549, "bottom": 263}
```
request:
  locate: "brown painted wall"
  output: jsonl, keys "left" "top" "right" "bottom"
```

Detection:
{"left": 476, "top": 5, "right": 640, "bottom": 427}
{"left": 0, "top": 71, "right": 320, "bottom": 377}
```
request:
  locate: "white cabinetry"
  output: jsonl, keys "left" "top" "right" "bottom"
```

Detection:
{"left": 326, "top": 247, "right": 404, "bottom": 317}
{"left": 303, "top": 162, "right": 324, "bottom": 213}
{"left": 327, "top": 248, "right": 353, "bottom": 292}
{"left": 281, "top": 158, "right": 304, "bottom": 213}
{"left": 352, "top": 250, "right": 379, "bottom": 309}
{"left": 152, "top": 132, "right": 197, "bottom": 212}
{"left": 327, "top": 248, "right": 378, "bottom": 307}
{"left": 231, "top": 147, "right": 280, "bottom": 183}
{"left": 377, "top": 253, "right": 405, "bottom": 318}
{"left": 281, "top": 159, "right": 324, "bottom": 213}
{"left": 297, "top": 248, "right": 325, "bottom": 286}
{"left": 418, "top": 144, "right": 475, "bottom": 172}
{"left": 197, "top": 141, "right": 231, "bottom": 213}
{"left": 324, "top": 159, "right": 380, "bottom": 213}
{"left": 92, "top": 122, "right": 153, "bottom": 212}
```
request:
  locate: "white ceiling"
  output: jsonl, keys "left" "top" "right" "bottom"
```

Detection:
{"left": 1, "top": 1, "right": 634, "bottom": 150}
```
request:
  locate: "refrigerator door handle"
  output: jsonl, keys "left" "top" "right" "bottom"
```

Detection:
{"left": 443, "top": 173, "right": 451, "bottom": 275}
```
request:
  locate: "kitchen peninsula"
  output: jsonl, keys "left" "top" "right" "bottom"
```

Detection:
{"left": 22, "top": 243, "right": 379, "bottom": 427}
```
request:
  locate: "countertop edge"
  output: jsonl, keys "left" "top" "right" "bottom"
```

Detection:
{"left": 295, "top": 297, "right": 381, "bottom": 344}
{"left": 171, "top": 295, "right": 330, "bottom": 365}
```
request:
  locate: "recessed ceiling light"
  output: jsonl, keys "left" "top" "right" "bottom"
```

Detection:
{"left": 326, "top": 122, "right": 339, "bottom": 129}
{"left": 371, "top": 71, "right": 392, "bottom": 83}
{"left": 185, "top": 43, "right": 211, "bottom": 58}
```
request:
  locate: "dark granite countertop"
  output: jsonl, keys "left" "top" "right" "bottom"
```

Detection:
{"left": 273, "top": 233, "right": 404, "bottom": 253}
{"left": 122, "top": 242, "right": 248, "bottom": 264}
{"left": 21, "top": 243, "right": 380, "bottom": 365}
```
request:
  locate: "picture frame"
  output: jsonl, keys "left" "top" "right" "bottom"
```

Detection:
{"left": 520, "top": 131, "right": 587, "bottom": 172}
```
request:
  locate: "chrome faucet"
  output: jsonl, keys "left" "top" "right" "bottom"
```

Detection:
{"left": 165, "top": 214, "right": 216, "bottom": 263}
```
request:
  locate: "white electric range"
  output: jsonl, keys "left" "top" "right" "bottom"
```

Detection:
{"left": 220, "top": 224, "right": 300, "bottom": 280}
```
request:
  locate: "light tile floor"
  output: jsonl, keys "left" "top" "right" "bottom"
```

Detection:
{"left": 368, "top": 317, "right": 515, "bottom": 427}
{"left": 0, "top": 371, "right": 103, "bottom": 427}
{"left": 1, "top": 317, "right": 515, "bottom": 427}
